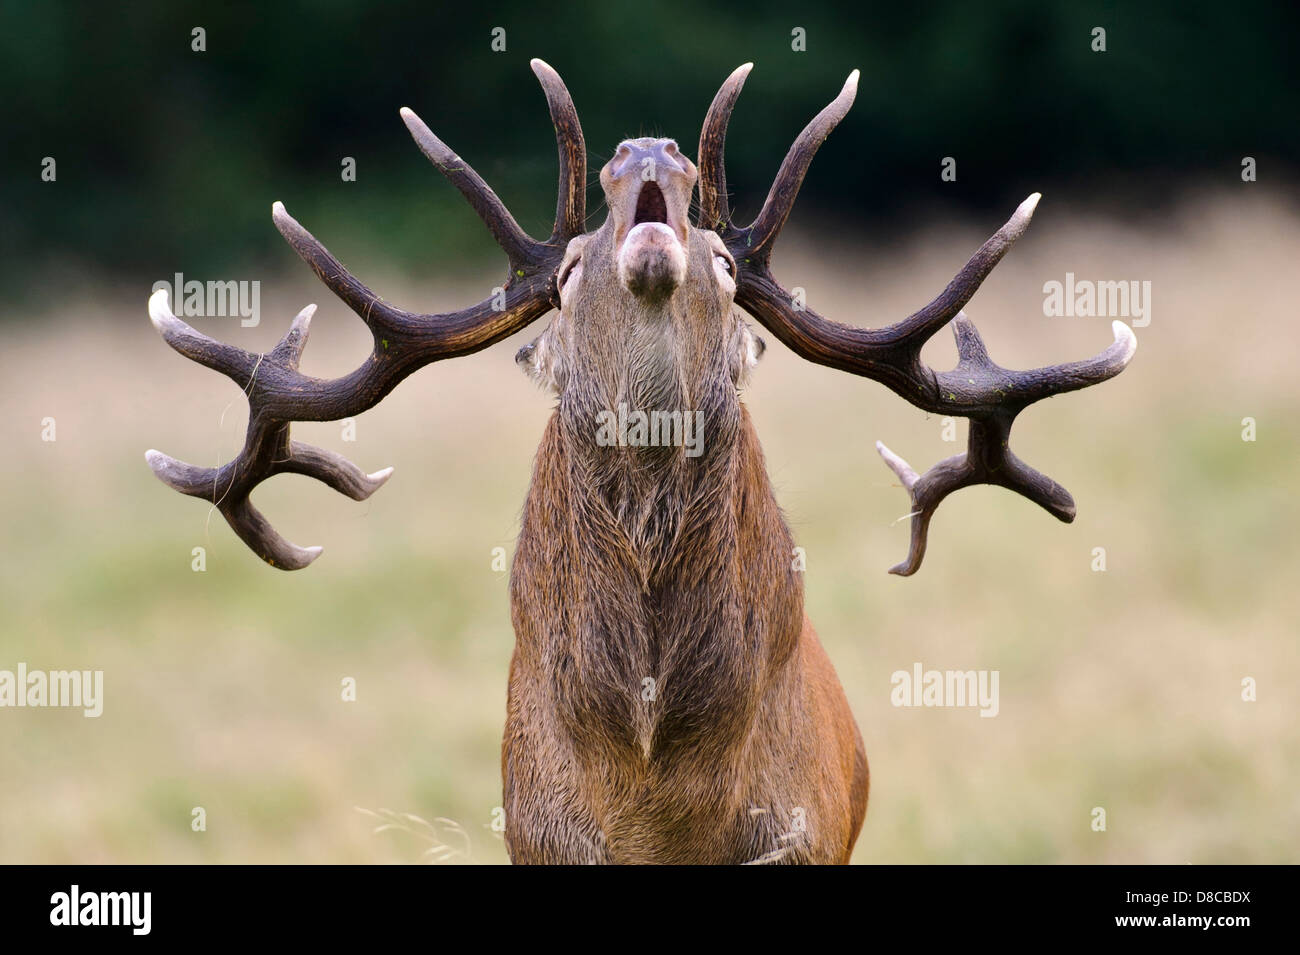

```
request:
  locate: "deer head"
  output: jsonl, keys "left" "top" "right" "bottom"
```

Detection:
{"left": 145, "top": 59, "right": 1135, "bottom": 575}
{"left": 515, "top": 132, "right": 765, "bottom": 525}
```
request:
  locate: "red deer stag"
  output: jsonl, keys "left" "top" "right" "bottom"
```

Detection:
{"left": 145, "top": 61, "right": 1135, "bottom": 864}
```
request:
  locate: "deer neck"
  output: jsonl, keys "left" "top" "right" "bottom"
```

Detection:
{"left": 511, "top": 397, "right": 804, "bottom": 762}
{"left": 557, "top": 323, "right": 738, "bottom": 567}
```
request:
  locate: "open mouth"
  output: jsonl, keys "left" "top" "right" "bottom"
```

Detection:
{"left": 617, "top": 180, "right": 687, "bottom": 299}
{"left": 633, "top": 182, "right": 668, "bottom": 226}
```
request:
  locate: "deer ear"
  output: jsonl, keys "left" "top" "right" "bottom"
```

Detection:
{"left": 516, "top": 324, "right": 566, "bottom": 393}
{"left": 731, "top": 320, "right": 766, "bottom": 386}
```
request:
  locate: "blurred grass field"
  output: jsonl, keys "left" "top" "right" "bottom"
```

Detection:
{"left": 1, "top": 191, "right": 1296, "bottom": 863}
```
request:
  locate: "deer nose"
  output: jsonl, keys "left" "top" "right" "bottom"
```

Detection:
{"left": 600, "top": 138, "right": 698, "bottom": 300}
{"left": 605, "top": 138, "right": 690, "bottom": 181}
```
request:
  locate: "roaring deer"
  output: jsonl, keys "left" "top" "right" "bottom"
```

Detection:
{"left": 145, "top": 61, "right": 1135, "bottom": 864}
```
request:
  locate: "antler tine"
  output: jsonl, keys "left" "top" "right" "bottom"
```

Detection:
{"left": 885, "top": 193, "right": 1041, "bottom": 350}
{"left": 147, "top": 61, "right": 586, "bottom": 569}
{"left": 400, "top": 107, "right": 539, "bottom": 269}
{"left": 924, "top": 311, "right": 1137, "bottom": 422}
{"left": 147, "top": 287, "right": 260, "bottom": 384}
{"left": 272, "top": 201, "right": 554, "bottom": 362}
{"left": 222, "top": 497, "right": 324, "bottom": 571}
{"left": 531, "top": 58, "right": 587, "bottom": 243}
{"left": 744, "top": 69, "right": 858, "bottom": 263}
{"left": 272, "top": 203, "right": 412, "bottom": 336}
{"left": 697, "top": 62, "right": 753, "bottom": 233}
{"left": 400, "top": 59, "right": 587, "bottom": 265}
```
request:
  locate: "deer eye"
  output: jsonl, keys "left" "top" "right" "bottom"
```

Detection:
{"left": 714, "top": 254, "right": 733, "bottom": 275}
{"left": 558, "top": 257, "right": 581, "bottom": 290}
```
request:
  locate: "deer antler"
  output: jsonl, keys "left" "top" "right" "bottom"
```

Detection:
{"left": 698, "top": 65, "right": 1136, "bottom": 575}
{"left": 147, "top": 59, "right": 585, "bottom": 569}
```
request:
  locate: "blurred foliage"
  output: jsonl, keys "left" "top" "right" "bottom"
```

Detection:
{"left": 3, "top": 0, "right": 1298, "bottom": 301}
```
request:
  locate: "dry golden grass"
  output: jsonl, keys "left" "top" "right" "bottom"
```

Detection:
{"left": 0, "top": 191, "right": 1295, "bottom": 863}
